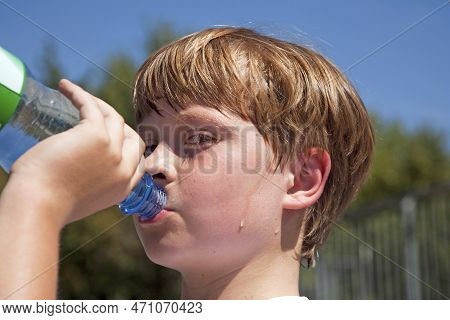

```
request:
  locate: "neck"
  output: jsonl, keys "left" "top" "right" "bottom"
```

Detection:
{"left": 180, "top": 250, "right": 300, "bottom": 300}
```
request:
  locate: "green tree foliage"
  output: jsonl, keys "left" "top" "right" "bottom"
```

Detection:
{"left": 351, "top": 114, "right": 450, "bottom": 209}
{"left": 91, "top": 22, "right": 180, "bottom": 128}
{"left": 58, "top": 209, "right": 180, "bottom": 299}
{"left": 39, "top": 40, "right": 65, "bottom": 89}
{"left": 95, "top": 55, "right": 137, "bottom": 127}
{"left": 145, "top": 22, "right": 180, "bottom": 54}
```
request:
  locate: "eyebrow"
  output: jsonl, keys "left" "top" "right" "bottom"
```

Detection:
{"left": 176, "top": 112, "right": 238, "bottom": 132}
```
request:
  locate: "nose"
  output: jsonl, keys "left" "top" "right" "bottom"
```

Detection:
{"left": 144, "top": 142, "right": 177, "bottom": 188}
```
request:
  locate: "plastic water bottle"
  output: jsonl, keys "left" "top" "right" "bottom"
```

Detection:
{"left": 0, "top": 46, "right": 166, "bottom": 221}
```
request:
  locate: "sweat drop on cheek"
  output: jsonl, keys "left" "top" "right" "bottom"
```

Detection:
{"left": 0, "top": 46, "right": 167, "bottom": 221}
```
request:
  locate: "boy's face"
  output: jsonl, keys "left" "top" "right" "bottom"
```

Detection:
{"left": 134, "top": 102, "right": 293, "bottom": 273}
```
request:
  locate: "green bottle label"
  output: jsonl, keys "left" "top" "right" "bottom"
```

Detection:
{"left": 0, "top": 46, "right": 26, "bottom": 128}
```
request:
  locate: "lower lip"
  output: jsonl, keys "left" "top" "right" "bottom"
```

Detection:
{"left": 138, "top": 209, "right": 172, "bottom": 224}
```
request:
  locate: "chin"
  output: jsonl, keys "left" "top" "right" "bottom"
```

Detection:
{"left": 140, "top": 238, "right": 194, "bottom": 271}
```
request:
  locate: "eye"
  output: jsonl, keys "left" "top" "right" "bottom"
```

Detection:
{"left": 185, "top": 133, "right": 218, "bottom": 147}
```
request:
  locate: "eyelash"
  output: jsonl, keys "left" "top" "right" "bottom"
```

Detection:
{"left": 185, "top": 133, "right": 218, "bottom": 146}
{"left": 144, "top": 133, "right": 218, "bottom": 156}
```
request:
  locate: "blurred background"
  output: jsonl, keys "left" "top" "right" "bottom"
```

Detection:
{"left": 0, "top": 0, "right": 448, "bottom": 299}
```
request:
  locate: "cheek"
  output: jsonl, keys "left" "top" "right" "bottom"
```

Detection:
{"left": 179, "top": 139, "right": 282, "bottom": 238}
{"left": 180, "top": 149, "right": 242, "bottom": 227}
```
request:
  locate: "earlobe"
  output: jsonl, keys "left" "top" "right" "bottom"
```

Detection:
{"left": 282, "top": 148, "right": 331, "bottom": 211}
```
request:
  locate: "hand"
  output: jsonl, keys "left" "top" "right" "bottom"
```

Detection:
{"left": 7, "top": 79, "right": 145, "bottom": 228}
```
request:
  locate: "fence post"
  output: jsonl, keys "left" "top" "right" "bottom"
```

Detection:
{"left": 401, "top": 195, "right": 421, "bottom": 299}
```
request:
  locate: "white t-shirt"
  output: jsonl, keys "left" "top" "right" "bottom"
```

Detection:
{"left": 270, "top": 296, "right": 309, "bottom": 300}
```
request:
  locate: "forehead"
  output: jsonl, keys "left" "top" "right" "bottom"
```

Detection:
{"left": 138, "top": 102, "right": 245, "bottom": 128}
{"left": 136, "top": 103, "right": 266, "bottom": 145}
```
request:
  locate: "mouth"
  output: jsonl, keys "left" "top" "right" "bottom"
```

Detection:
{"left": 138, "top": 208, "right": 174, "bottom": 224}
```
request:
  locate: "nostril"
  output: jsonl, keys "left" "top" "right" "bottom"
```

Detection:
{"left": 152, "top": 172, "right": 166, "bottom": 180}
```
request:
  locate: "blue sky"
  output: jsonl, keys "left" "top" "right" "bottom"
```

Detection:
{"left": 1, "top": 0, "right": 449, "bottom": 150}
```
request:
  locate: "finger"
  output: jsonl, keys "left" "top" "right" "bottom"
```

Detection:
{"left": 94, "top": 98, "right": 125, "bottom": 154}
{"left": 124, "top": 123, "right": 146, "bottom": 162}
{"left": 123, "top": 122, "right": 140, "bottom": 140}
{"left": 127, "top": 155, "right": 146, "bottom": 192}
{"left": 59, "top": 79, "right": 105, "bottom": 126}
{"left": 94, "top": 97, "right": 117, "bottom": 117}
{"left": 122, "top": 129, "right": 146, "bottom": 184}
{"left": 124, "top": 127, "right": 146, "bottom": 161}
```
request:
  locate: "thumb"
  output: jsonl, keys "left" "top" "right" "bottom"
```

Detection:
{"left": 58, "top": 79, "right": 104, "bottom": 125}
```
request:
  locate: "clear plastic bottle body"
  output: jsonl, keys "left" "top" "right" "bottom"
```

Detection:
{"left": 0, "top": 74, "right": 79, "bottom": 172}
{"left": 0, "top": 70, "right": 166, "bottom": 219}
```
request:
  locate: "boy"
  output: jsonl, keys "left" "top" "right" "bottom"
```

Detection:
{"left": 0, "top": 27, "right": 374, "bottom": 299}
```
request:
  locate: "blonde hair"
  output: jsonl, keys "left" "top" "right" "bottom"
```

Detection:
{"left": 134, "top": 27, "right": 375, "bottom": 267}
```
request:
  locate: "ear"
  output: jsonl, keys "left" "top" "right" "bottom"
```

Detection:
{"left": 282, "top": 148, "right": 331, "bottom": 210}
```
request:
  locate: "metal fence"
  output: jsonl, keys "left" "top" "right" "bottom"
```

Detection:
{"left": 300, "top": 181, "right": 450, "bottom": 299}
